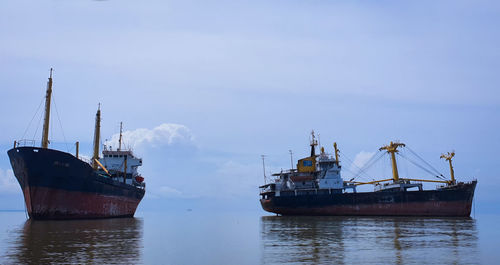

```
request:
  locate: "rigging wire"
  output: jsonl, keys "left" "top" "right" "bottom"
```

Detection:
{"left": 32, "top": 106, "right": 44, "bottom": 143}
{"left": 403, "top": 149, "right": 409, "bottom": 178}
{"left": 397, "top": 152, "right": 446, "bottom": 180}
{"left": 52, "top": 93, "right": 70, "bottom": 152}
{"left": 352, "top": 151, "right": 386, "bottom": 181}
{"left": 383, "top": 153, "right": 388, "bottom": 178}
{"left": 360, "top": 152, "right": 385, "bottom": 173}
{"left": 340, "top": 150, "right": 386, "bottom": 181}
{"left": 405, "top": 145, "right": 444, "bottom": 177}
{"left": 342, "top": 166, "right": 368, "bottom": 181}
{"left": 338, "top": 150, "right": 374, "bottom": 180}
{"left": 21, "top": 96, "right": 44, "bottom": 140}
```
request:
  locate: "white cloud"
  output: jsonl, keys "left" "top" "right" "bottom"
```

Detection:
{"left": 148, "top": 185, "right": 183, "bottom": 199}
{"left": 105, "top": 123, "right": 194, "bottom": 151}
{"left": 0, "top": 168, "right": 19, "bottom": 194}
{"left": 350, "top": 151, "right": 375, "bottom": 174}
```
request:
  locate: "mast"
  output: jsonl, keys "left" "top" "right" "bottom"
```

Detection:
{"left": 118, "top": 122, "right": 123, "bottom": 151}
{"left": 379, "top": 141, "right": 405, "bottom": 182}
{"left": 289, "top": 150, "right": 294, "bottom": 170}
{"left": 261, "top": 155, "right": 266, "bottom": 184}
{"left": 310, "top": 130, "right": 318, "bottom": 157}
{"left": 440, "top": 151, "right": 456, "bottom": 184}
{"left": 41, "top": 68, "right": 53, "bottom": 148}
{"left": 92, "top": 104, "right": 101, "bottom": 170}
{"left": 75, "top": 141, "right": 79, "bottom": 159}
{"left": 333, "top": 142, "right": 340, "bottom": 165}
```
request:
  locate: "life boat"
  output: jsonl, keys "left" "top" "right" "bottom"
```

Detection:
{"left": 135, "top": 176, "right": 144, "bottom": 183}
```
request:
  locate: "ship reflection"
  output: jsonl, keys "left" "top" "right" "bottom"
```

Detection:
{"left": 260, "top": 216, "right": 478, "bottom": 265}
{"left": 7, "top": 218, "right": 143, "bottom": 264}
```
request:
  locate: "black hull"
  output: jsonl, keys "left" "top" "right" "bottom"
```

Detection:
{"left": 8, "top": 147, "right": 145, "bottom": 219}
{"left": 260, "top": 181, "right": 477, "bottom": 217}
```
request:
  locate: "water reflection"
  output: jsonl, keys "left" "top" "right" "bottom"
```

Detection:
{"left": 261, "top": 216, "right": 478, "bottom": 265}
{"left": 5, "top": 218, "right": 143, "bottom": 264}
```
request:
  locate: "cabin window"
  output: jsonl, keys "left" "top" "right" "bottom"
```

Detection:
{"left": 113, "top": 155, "right": 118, "bottom": 158}
{"left": 303, "top": 160, "right": 313, "bottom": 166}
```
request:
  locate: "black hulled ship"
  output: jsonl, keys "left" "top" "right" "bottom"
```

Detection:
{"left": 259, "top": 131, "right": 476, "bottom": 217}
{"left": 7, "top": 69, "right": 145, "bottom": 219}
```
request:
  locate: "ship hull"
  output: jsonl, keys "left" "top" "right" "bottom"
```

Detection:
{"left": 260, "top": 182, "right": 476, "bottom": 217}
{"left": 8, "top": 147, "right": 145, "bottom": 220}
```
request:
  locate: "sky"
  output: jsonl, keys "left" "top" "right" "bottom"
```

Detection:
{"left": 0, "top": 0, "right": 499, "bottom": 213}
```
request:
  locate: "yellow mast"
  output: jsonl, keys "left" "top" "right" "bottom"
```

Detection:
{"left": 41, "top": 68, "right": 53, "bottom": 148}
{"left": 440, "top": 151, "right": 456, "bottom": 184}
{"left": 379, "top": 141, "right": 405, "bottom": 182}
{"left": 92, "top": 104, "right": 101, "bottom": 170}
{"left": 333, "top": 142, "right": 340, "bottom": 165}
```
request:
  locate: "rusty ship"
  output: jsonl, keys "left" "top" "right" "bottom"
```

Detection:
{"left": 259, "top": 131, "right": 477, "bottom": 217}
{"left": 7, "top": 69, "right": 145, "bottom": 219}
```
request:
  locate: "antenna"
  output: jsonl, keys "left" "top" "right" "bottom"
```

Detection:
{"left": 261, "top": 155, "right": 267, "bottom": 184}
{"left": 318, "top": 133, "right": 321, "bottom": 150}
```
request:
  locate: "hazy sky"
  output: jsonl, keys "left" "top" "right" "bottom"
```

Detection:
{"left": 1, "top": 0, "right": 499, "bottom": 212}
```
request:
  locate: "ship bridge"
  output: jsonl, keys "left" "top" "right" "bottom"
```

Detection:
{"left": 100, "top": 149, "right": 142, "bottom": 175}
{"left": 96, "top": 122, "right": 144, "bottom": 186}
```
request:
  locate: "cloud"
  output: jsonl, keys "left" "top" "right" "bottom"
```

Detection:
{"left": 104, "top": 123, "right": 194, "bottom": 151}
{"left": 350, "top": 151, "right": 375, "bottom": 173}
{"left": 100, "top": 123, "right": 198, "bottom": 200}
{"left": 148, "top": 185, "right": 183, "bottom": 199}
{"left": 0, "top": 168, "right": 19, "bottom": 194}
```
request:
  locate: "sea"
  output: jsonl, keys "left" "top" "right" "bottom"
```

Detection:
{"left": 1, "top": 210, "right": 499, "bottom": 264}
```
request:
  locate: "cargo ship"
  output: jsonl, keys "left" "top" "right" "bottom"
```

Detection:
{"left": 259, "top": 131, "right": 477, "bottom": 217}
{"left": 7, "top": 69, "right": 145, "bottom": 219}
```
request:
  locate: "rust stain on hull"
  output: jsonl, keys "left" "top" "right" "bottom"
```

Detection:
{"left": 260, "top": 181, "right": 476, "bottom": 217}
{"left": 25, "top": 187, "right": 141, "bottom": 220}
{"left": 261, "top": 199, "right": 473, "bottom": 217}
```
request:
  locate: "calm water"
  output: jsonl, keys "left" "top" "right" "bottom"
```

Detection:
{"left": 0, "top": 211, "right": 498, "bottom": 264}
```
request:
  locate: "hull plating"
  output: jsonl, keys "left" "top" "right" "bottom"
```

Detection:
{"left": 260, "top": 182, "right": 476, "bottom": 217}
{"left": 8, "top": 147, "right": 145, "bottom": 220}
{"left": 23, "top": 187, "right": 140, "bottom": 219}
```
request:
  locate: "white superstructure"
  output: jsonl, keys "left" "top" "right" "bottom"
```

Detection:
{"left": 97, "top": 122, "right": 144, "bottom": 185}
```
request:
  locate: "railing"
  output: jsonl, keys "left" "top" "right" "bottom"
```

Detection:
{"left": 78, "top": 156, "right": 92, "bottom": 164}
{"left": 14, "top": 139, "right": 36, "bottom": 148}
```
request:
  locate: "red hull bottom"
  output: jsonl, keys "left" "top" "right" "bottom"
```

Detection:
{"left": 260, "top": 200, "right": 472, "bottom": 217}
{"left": 23, "top": 187, "right": 141, "bottom": 220}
